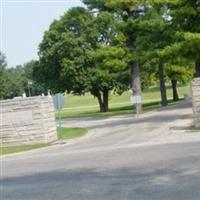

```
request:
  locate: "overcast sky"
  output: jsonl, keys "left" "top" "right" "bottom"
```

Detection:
{"left": 1, "top": 0, "right": 84, "bottom": 67}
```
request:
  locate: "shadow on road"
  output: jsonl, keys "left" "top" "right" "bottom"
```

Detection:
{"left": 2, "top": 160, "right": 200, "bottom": 200}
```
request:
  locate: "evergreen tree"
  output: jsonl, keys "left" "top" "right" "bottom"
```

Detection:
{"left": 83, "top": 0, "right": 152, "bottom": 113}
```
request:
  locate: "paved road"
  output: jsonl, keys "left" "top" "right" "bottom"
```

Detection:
{"left": 1, "top": 103, "right": 200, "bottom": 200}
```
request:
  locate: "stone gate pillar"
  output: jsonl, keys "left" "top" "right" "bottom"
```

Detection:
{"left": 191, "top": 78, "right": 200, "bottom": 128}
{"left": 0, "top": 96, "right": 57, "bottom": 147}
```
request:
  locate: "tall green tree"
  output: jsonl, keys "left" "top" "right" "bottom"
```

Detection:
{"left": 127, "top": 3, "right": 173, "bottom": 106}
{"left": 5, "top": 65, "right": 26, "bottom": 98}
{"left": 175, "top": 0, "right": 199, "bottom": 77}
{"left": 161, "top": 0, "right": 200, "bottom": 77}
{"left": 24, "top": 60, "right": 46, "bottom": 96}
{"left": 166, "top": 61, "right": 194, "bottom": 101}
{"left": 83, "top": 0, "right": 153, "bottom": 113}
{"left": 0, "top": 52, "right": 7, "bottom": 70}
{"left": 137, "top": 1, "right": 198, "bottom": 104}
{"left": 0, "top": 59, "right": 46, "bottom": 99}
{"left": 35, "top": 7, "right": 129, "bottom": 112}
{"left": 0, "top": 52, "right": 27, "bottom": 99}
{"left": 0, "top": 52, "right": 9, "bottom": 99}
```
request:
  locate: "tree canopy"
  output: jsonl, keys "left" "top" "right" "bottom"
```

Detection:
{"left": 0, "top": 56, "right": 46, "bottom": 100}
{"left": 33, "top": 0, "right": 198, "bottom": 112}
{"left": 35, "top": 7, "right": 129, "bottom": 112}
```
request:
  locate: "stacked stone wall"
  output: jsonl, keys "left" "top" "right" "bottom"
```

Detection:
{"left": 0, "top": 96, "right": 57, "bottom": 147}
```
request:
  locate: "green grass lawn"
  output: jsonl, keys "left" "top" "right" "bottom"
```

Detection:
{"left": 58, "top": 99, "right": 184, "bottom": 118}
{"left": 57, "top": 127, "right": 87, "bottom": 140}
{"left": 64, "top": 85, "right": 190, "bottom": 108}
{"left": 1, "top": 127, "right": 87, "bottom": 155}
{"left": 0, "top": 144, "right": 50, "bottom": 155}
{"left": 58, "top": 85, "right": 190, "bottom": 118}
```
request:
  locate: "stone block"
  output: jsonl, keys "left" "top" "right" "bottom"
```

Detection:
{"left": 0, "top": 96, "right": 57, "bottom": 147}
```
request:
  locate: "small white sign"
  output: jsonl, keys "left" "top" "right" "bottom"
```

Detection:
{"left": 130, "top": 95, "right": 142, "bottom": 104}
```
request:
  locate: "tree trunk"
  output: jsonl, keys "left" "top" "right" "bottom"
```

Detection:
{"left": 171, "top": 79, "right": 179, "bottom": 101}
{"left": 195, "top": 58, "right": 200, "bottom": 77}
{"left": 131, "top": 62, "right": 142, "bottom": 114}
{"left": 96, "top": 90, "right": 109, "bottom": 112}
{"left": 158, "top": 61, "right": 168, "bottom": 106}
{"left": 102, "top": 89, "right": 109, "bottom": 112}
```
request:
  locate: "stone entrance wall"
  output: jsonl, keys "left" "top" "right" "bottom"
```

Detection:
{"left": 0, "top": 96, "right": 57, "bottom": 147}
{"left": 191, "top": 78, "right": 200, "bottom": 128}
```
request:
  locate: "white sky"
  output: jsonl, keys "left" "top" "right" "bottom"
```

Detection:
{"left": 1, "top": 0, "right": 84, "bottom": 67}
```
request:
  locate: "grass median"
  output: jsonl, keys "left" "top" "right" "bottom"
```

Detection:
{"left": 57, "top": 127, "right": 87, "bottom": 140}
{"left": 0, "top": 144, "right": 50, "bottom": 155}
{"left": 1, "top": 127, "right": 87, "bottom": 155}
